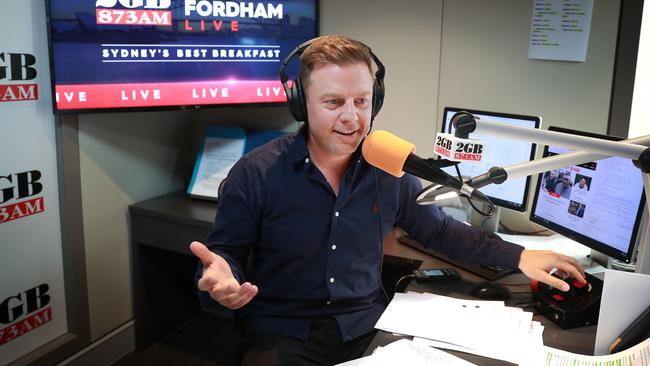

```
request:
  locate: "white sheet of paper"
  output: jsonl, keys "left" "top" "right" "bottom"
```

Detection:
{"left": 545, "top": 336, "right": 650, "bottom": 365}
{"left": 188, "top": 136, "right": 245, "bottom": 198}
{"left": 375, "top": 292, "right": 541, "bottom": 364}
{"left": 528, "top": 0, "right": 594, "bottom": 62}
{"left": 413, "top": 318, "right": 544, "bottom": 365}
{"left": 594, "top": 269, "right": 650, "bottom": 355}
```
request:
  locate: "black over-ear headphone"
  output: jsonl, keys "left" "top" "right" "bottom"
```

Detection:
{"left": 279, "top": 38, "right": 386, "bottom": 124}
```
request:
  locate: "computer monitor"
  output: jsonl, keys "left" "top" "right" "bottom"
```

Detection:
{"left": 529, "top": 127, "right": 647, "bottom": 263}
{"left": 441, "top": 107, "right": 541, "bottom": 212}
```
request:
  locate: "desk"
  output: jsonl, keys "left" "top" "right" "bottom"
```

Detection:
{"left": 129, "top": 191, "right": 226, "bottom": 349}
{"left": 377, "top": 231, "right": 597, "bottom": 364}
{"left": 130, "top": 192, "right": 596, "bottom": 362}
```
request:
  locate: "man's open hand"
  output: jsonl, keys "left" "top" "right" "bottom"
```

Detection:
{"left": 190, "top": 241, "right": 258, "bottom": 309}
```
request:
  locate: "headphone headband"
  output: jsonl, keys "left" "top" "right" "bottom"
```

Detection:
{"left": 279, "top": 37, "right": 386, "bottom": 124}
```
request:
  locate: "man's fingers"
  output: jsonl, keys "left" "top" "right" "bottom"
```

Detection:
{"left": 239, "top": 282, "right": 258, "bottom": 301}
{"left": 190, "top": 242, "right": 257, "bottom": 309}
{"left": 539, "top": 271, "right": 571, "bottom": 292}
{"left": 223, "top": 283, "right": 258, "bottom": 309}
{"left": 216, "top": 282, "right": 258, "bottom": 309}
{"left": 197, "top": 272, "right": 218, "bottom": 292}
{"left": 203, "top": 279, "right": 238, "bottom": 301}
{"left": 555, "top": 259, "right": 586, "bottom": 284}
{"left": 189, "top": 241, "right": 216, "bottom": 266}
{"left": 519, "top": 250, "right": 588, "bottom": 292}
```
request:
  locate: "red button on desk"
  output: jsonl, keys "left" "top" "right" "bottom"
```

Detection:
{"left": 552, "top": 294, "right": 564, "bottom": 301}
{"left": 572, "top": 279, "right": 586, "bottom": 288}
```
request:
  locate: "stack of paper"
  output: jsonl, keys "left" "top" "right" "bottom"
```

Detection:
{"left": 374, "top": 292, "right": 544, "bottom": 365}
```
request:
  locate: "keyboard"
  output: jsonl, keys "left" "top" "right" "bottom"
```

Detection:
{"left": 397, "top": 235, "right": 516, "bottom": 281}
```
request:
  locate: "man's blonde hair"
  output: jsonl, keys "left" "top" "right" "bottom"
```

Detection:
{"left": 298, "top": 35, "right": 374, "bottom": 90}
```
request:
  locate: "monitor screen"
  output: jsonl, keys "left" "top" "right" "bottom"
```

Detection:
{"left": 529, "top": 127, "right": 646, "bottom": 263}
{"left": 441, "top": 107, "right": 541, "bottom": 212}
{"left": 46, "top": 0, "right": 318, "bottom": 113}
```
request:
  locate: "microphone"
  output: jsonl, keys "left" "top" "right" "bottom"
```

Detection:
{"left": 361, "top": 130, "right": 494, "bottom": 208}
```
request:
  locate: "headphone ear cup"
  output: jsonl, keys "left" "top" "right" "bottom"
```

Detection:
{"left": 287, "top": 78, "right": 308, "bottom": 122}
{"left": 371, "top": 78, "right": 385, "bottom": 121}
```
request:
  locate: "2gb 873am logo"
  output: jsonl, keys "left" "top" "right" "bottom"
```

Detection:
{"left": 0, "top": 285, "right": 52, "bottom": 346}
{"left": 1, "top": 52, "right": 38, "bottom": 102}
{"left": 96, "top": 0, "right": 172, "bottom": 25}
{"left": 0, "top": 171, "right": 45, "bottom": 225}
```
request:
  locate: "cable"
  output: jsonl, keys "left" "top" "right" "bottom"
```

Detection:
{"left": 394, "top": 274, "right": 416, "bottom": 294}
{"left": 374, "top": 169, "right": 390, "bottom": 303}
{"left": 513, "top": 301, "right": 541, "bottom": 313}
{"left": 478, "top": 214, "right": 492, "bottom": 228}
{"left": 452, "top": 164, "right": 493, "bottom": 217}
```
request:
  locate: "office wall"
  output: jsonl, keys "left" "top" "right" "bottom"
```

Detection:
{"left": 629, "top": 0, "right": 650, "bottom": 138}
{"left": 77, "top": 111, "right": 192, "bottom": 340}
{"left": 73, "top": 0, "right": 622, "bottom": 350}
{"left": 320, "top": 0, "right": 443, "bottom": 157}
{"left": 437, "top": 0, "right": 620, "bottom": 231}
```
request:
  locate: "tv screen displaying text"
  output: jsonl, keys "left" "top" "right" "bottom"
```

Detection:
{"left": 47, "top": 0, "right": 317, "bottom": 112}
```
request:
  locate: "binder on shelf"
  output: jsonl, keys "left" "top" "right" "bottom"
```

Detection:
{"left": 187, "top": 126, "right": 285, "bottom": 200}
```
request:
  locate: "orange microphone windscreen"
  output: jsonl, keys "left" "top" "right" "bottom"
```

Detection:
{"left": 362, "top": 130, "right": 416, "bottom": 177}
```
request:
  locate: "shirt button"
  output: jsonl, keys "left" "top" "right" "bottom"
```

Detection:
{"left": 331, "top": 244, "right": 337, "bottom": 250}
{"left": 334, "top": 211, "right": 339, "bottom": 217}
{"left": 305, "top": 157, "right": 310, "bottom": 164}
{"left": 329, "top": 277, "right": 335, "bottom": 283}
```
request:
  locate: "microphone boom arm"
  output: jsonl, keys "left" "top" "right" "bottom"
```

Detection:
{"left": 429, "top": 111, "right": 650, "bottom": 275}
{"left": 418, "top": 118, "right": 650, "bottom": 205}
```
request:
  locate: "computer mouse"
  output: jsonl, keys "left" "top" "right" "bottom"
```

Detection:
{"left": 470, "top": 281, "right": 511, "bottom": 300}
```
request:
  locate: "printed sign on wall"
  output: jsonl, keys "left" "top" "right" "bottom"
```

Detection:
{"left": 0, "top": 1, "right": 68, "bottom": 363}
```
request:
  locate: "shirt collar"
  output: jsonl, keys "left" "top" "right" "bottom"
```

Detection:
{"left": 289, "top": 125, "right": 310, "bottom": 165}
{"left": 289, "top": 125, "right": 367, "bottom": 168}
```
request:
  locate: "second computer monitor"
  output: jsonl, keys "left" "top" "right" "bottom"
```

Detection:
{"left": 529, "top": 127, "right": 646, "bottom": 263}
{"left": 441, "top": 107, "right": 541, "bottom": 212}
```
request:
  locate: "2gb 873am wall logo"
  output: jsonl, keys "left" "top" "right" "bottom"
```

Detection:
{"left": 0, "top": 171, "right": 45, "bottom": 225}
{"left": 0, "top": 52, "right": 38, "bottom": 103}
{"left": 96, "top": 0, "right": 172, "bottom": 26}
{"left": 0, "top": 284, "right": 52, "bottom": 346}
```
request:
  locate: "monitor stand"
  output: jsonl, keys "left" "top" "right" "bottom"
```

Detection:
{"left": 588, "top": 250, "right": 612, "bottom": 269}
{"left": 469, "top": 202, "right": 502, "bottom": 233}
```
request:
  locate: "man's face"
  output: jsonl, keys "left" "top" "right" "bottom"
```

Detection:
{"left": 549, "top": 171, "right": 556, "bottom": 180}
{"left": 579, "top": 178, "right": 586, "bottom": 188}
{"left": 304, "top": 62, "right": 374, "bottom": 159}
{"left": 563, "top": 177, "right": 571, "bottom": 187}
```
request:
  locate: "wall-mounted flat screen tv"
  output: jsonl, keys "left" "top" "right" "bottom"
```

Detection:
{"left": 46, "top": 0, "right": 318, "bottom": 113}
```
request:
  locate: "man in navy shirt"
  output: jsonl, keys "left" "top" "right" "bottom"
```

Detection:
{"left": 190, "top": 35, "right": 585, "bottom": 365}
